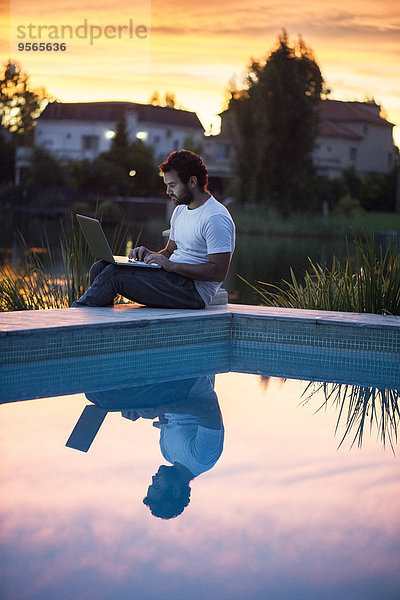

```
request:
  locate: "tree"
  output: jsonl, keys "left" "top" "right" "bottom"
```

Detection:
{"left": 24, "top": 147, "right": 70, "bottom": 207}
{"left": 0, "top": 60, "right": 50, "bottom": 145}
{"left": 148, "top": 90, "right": 182, "bottom": 109}
{"left": 227, "top": 31, "right": 328, "bottom": 213}
{"left": 106, "top": 114, "right": 131, "bottom": 172}
{"left": 0, "top": 128, "right": 15, "bottom": 183}
{"left": 92, "top": 115, "right": 160, "bottom": 196}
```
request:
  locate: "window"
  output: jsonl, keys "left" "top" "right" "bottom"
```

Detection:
{"left": 173, "top": 139, "right": 179, "bottom": 150}
{"left": 166, "top": 129, "right": 172, "bottom": 139}
{"left": 136, "top": 131, "right": 148, "bottom": 141}
{"left": 81, "top": 135, "right": 99, "bottom": 151}
{"left": 221, "top": 143, "right": 231, "bottom": 159}
{"left": 154, "top": 135, "right": 160, "bottom": 144}
{"left": 349, "top": 147, "right": 357, "bottom": 162}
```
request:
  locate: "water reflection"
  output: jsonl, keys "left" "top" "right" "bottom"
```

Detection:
{"left": 300, "top": 382, "right": 400, "bottom": 452}
{"left": 67, "top": 376, "right": 224, "bottom": 519}
{"left": 1, "top": 372, "right": 399, "bottom": 599}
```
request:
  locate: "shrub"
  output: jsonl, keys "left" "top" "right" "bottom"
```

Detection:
{"left": 242, "top": 235, "right": 400, "bottom": 315}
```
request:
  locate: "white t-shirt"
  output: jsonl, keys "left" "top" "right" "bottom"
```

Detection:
{"left": 159, "top": 377, "right": 224, "bottom": 477}
{"left": 169, "top": 196, "right": 235, "bottom": 305}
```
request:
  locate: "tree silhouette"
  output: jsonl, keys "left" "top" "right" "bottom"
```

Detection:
{"left": 227, "top": 31, "right": 329, "bottom": 213}
{"left": 0, "top": 60, "right": 50, "bottom": 144}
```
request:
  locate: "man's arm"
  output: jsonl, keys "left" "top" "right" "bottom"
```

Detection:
{"left": 128, "top": 238, "right": 177, "bottom": 261}
{"left": 144, "top": 251, "right": 231, "bottom": 282}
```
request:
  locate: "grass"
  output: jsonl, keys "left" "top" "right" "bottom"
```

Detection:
{"left": 229, "top": 204, "right": 400, "bottom": 236}
{"left": 0, "top": 226, "right": 91, "bottom": 310}
{"left": 0, "top": 217, "right": 134, "bottom": 311}
{"left": 301, "top": 381, "right": 399, "bottom": 452}
{"left": 241, "top": 235, "right": 400, "bottom": 315}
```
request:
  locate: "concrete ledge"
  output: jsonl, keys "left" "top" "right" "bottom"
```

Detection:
{"left": 2, "top": 303, "right": 400, "bottom": 334}
{"left": 1, "top": 304, "right": 399, "bottom": 366}
{"left": 1, "top": 304, "right": 399, "bottom": 402}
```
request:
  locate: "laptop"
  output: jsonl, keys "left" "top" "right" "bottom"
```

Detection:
{"left": 66, "top": 405, "right": 108, "bottom": 452}
{"left": 76, "top": 214, "right": 161, "bottom": 268}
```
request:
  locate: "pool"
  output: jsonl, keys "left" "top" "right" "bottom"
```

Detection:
{"left": 0, "top": 339, "right": 399, "bottom": 600}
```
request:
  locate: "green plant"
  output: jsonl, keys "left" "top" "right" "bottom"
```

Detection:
{"left": 333, "top": 194, "right": 364, "bottom": 217}
{"left": 241, "top": 235, "right": 400, "bottom": 315}
{"left": 300, "top": 382, "right": 399, "bottom": 452}
{"left": 0, "top": 226, "right": 91, "bottom": 310}
{"left": 0, "top": 216, "right": 135, "bottom": 311}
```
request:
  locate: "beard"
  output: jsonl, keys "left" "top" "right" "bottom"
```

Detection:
{"left": 171, "top": 186, "right": 194, "bottom": 206}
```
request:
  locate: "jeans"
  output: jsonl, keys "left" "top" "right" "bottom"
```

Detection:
{"left": 71, "top": 261, "right": 205, "bottom": 309}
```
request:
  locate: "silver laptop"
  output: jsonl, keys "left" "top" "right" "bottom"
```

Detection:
{"left": 76, "top": 214, "right": 161, "bottom": 268}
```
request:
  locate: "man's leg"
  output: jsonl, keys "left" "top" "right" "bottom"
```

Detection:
{"left": 72, "top": 264, "right": 205, "bottom": 309}
{"left": 89, "top": 260, "right": 109, "bottom": 285}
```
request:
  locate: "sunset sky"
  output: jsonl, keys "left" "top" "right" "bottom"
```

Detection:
{"left": 1, "top": 0, "right": 400, "bottom": 145}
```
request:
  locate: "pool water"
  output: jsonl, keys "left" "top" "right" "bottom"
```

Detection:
{"left": 0, "top": 356, "right": 399, "bottom": 600}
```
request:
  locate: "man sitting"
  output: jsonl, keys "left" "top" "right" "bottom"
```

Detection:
{"left": 72, "top": 149, "right": 235, "bottom": 309}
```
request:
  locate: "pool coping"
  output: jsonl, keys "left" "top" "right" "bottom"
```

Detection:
{"left": 1, "top": 304, "right": 399, "bottom": 399}
{"left": 1, "top": 303, "right": 400, "bottom": 335}
{"left": 1, "top": 304, "right": 399, "bottom": 369}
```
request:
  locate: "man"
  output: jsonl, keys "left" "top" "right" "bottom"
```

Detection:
{"left": 72, "top": 150, "right": 235, "bottom": 309}
{"left": 120, "top": 375, "right": 224, "bottom": 520}
{"left": 85, "top": 374, "right": 224, "bottom": 520}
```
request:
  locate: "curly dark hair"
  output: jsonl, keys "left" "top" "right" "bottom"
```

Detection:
{"left": 159, "top": 150, "right": 208, "bottom": 190}
{"left": 143, "top": 484, "right": 191, "bottom": 520}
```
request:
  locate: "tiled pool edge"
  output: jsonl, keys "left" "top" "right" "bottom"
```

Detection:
{"left": 1, "top": 304, "right": 400, "bottom": 366}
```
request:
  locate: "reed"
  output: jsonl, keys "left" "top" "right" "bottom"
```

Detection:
{"left": 241, "top": 235, "right": 400, "bottom": 315}
{"left": 300, "top": 382, "right": 399, "bottom": 452}
{"left": 0, "top": 217, "right": 133, "bottom": 311}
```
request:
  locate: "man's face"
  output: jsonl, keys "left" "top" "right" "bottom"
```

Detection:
{"left": 145, "top": 465, "right": 176, "bottom": 502}
{"left": 163, "top": 169, "right": 194, "bottom": 206}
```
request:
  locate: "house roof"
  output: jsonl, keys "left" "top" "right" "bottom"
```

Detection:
{"left": 39, "top": 101, "right": 204, "bottom": 130}
{"left": 319, "top": 119, "right": 363, "bottom": 140}
{"left": 317, "top": 99, "right": 393, "bottom": 128}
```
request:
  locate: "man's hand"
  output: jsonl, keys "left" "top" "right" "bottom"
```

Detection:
{"left": 128, "top": 246, "right": 151, "bottom": 261}
{"left": 144, "top": 253, "right": 175, "bottom": 271}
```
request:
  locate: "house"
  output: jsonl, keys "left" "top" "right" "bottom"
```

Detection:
{"left": 313, "top": 99, "right": 396, "bottom": 178}
{"left": 212, "top": 99, "right": 396, "bottom": 183}
{"left": 34, "top": 101, "right": 205, "bottom": 164}
{"left": 30, "top": 100, "right": 232, "bottom": 198}
{"left": 18, "top": 98, "right": 396, "bottom": 191}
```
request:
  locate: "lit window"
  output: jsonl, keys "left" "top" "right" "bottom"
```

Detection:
{"left": 105, "top": 130, "right": 116, "bottom": 139}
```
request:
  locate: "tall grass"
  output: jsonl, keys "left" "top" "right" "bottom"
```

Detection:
{"left": 0, "top": 217, "right": 135, "bottom": 311}
{"left": 0, "top": 225, "right": 91, "bottom": 310}
{"left": 241, "top": 235, "right": 400, "bottom": 315}
{"left": 300, "top": 382, "right": 399, "bottom": 452}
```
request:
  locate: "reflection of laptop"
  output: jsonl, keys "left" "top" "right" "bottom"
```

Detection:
{"left": 76, "top": 214, "right": 161, "bottom": 268}
{"left": 66, "top": 405, "right": 108, "bottom": 452}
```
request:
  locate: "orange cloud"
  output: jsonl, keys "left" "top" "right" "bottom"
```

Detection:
{"left": 0, "top": 0, "right": 399, "bottom": 143}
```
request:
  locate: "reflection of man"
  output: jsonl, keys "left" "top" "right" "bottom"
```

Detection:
{"left": 122, "top": 376, "right": 224, "bottom": 520}
{"left": 72, "top": 150, "right": 235, "bottom": 308}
